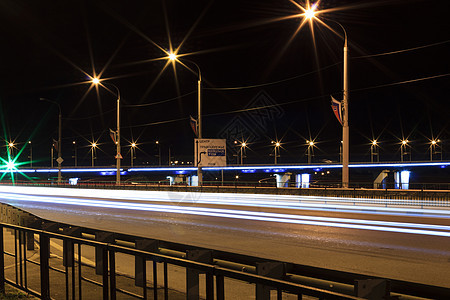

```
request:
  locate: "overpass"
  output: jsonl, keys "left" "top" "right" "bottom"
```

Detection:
{"left": 4, "top": 160, "right": 450, "bottom": 189}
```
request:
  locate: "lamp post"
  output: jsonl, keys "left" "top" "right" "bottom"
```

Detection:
{"left": 92, "top": 79, "right": 121, "bottom": 185}
{"left": 72, "top": 140, "right": 77, "bottom": 167}
{"left": 430, "top": 139, "right": 441, "bottom": 161}
{"left": 40, "top": 98, "right": 62, "bottom": 183}
{"left": 8, "top": 142, "right": 14, "bottom": 158}
{"left": 306, "top": 140, "right": 314, "bottom": 164}
{"left": 271, "top": 141, "right": 281, "bottom": 164}
{"left": 302, "top": 8, "right": 349, "bottom": 187}
{"left": 371, "top": 140, "right": 379, "bottom": 163}
{"left": 168, "top": 54, "right": 203, "bottom": 184}
{"left": 91, "top": 143, "right": 97, "bottom": 167}
{"left": 240, "top": 142, "right": 246, "bottom": 165}
{"left": 400, "top": 140, "right": 409, "bottom": 162}
{"left": 131, "top": 142, "right": 136, "bottom": 167}
{"left": 155, "top": 141, "right": 161, "bottom": 166}
{"left": 28, "top": 141, "right": 32, "bottom": 167}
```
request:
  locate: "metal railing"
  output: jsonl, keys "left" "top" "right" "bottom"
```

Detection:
{"left": 0, "top": 222, "right": 365, "bottom": 300}
{"left": 1, "top": 204, "right": 450, "bottom": 299}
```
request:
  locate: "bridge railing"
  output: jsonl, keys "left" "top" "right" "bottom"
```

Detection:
{"left": 3, "top": 180, "right": 450, "bottom": 206}
{"left": 0, "top": 221, "right": 366, "bottom": 300}
{"left": 1, "top": 211, "right": 449, "bottom": 300}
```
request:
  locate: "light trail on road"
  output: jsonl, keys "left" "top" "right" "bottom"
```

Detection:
{"left": 0, "top": 186, "right": 449, "bottom": 237}
{"left": 1, "top": 186, "right": 449, "bottom": 217}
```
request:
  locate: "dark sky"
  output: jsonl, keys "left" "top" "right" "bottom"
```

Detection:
{"left": 0, "top": 0, "right": 449, "bottom": 167}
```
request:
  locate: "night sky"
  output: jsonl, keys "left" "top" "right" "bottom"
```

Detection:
{"left": 0, "top": 0, "right": 449, "bottom": 167}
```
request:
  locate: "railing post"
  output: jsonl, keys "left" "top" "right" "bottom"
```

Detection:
{"left": 186, "top": 250, "right": 213, "bottom": 300}
{"left": 135, "top": 239, "right": 159, "bottom": 287}
{"left": 40, "top": 233, "right": 50, "bottom": 300}
{"left": 0, "top": 226, "right": 5, "bottom": 294}
{"left": 109, "top": 249, "right": 116, "bottom": 300}
{"left": 95, "top": 232, "right": 115, "bottom": 275}
{"left": 256, "top": 262, "right": 285, "bottom": 300}
{"left": 216, "top": 273, "right": 225, "bottom": 300}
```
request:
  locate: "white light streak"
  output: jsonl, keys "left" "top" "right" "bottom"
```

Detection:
{"left": 0, "top": 186, "right": 449, "bottom": 238}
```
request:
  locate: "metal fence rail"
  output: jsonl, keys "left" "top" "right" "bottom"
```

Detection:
{"left": 0, "top": 222, "right": 365, "bottom": 300}
{"left": 1, "top": 203, "right": 450, "bottom": 300}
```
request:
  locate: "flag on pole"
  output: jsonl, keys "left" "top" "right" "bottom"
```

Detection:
{"left": 109, "top": 128, "right": 117, "bottom": 144}
{"left": 52, "top": 139, "right": 58, "bottom": 150}
{"left": 190, "top": 115, "right": 198, "bottom": 137}
{"left": 331, "top": 96, "right": 343, "bottom": 125}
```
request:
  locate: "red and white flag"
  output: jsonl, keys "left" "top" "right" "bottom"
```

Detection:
{"left": 331, "top": 96, "right": 343, "bottom": 125}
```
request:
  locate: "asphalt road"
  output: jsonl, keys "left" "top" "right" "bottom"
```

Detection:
{"left": 1, "top": 185, "right": 449, "bottom": 288}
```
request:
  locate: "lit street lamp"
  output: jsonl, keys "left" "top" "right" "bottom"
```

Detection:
{"left": 91, "top": 142, "right": 97, "bottom": 167}
{"left": 131, "top": 142, "right": 136, "bottom": 167}
{"left": 155, "top": 140, "right": 161, "bottom": 166}
{"left": 306, "top": 140, "right": 314, "bottom": 164}
{"left": 302, "top": 6, "right": 349, "bottom": 187}
{"left": 400, "top": 140, "right": 409, "bottom": 162}
{"left": 371, "top": 140, "right": 379, "bottom": 163}
{"left": 92, "top": 79, "right": 121, "bottom": 185}
{"left": 168, "top": 53, "right": 203, "bottom": 184}
{"left": 430, "top": 139, "right": 441, "bottom": 161}
{"left": 40, "top": 98, "right": 63, "bottom": 183}
{"left": 271, "top": 141, "right": 281, "bottom": 164}
{"left": 72, "top": 140, "right": 77, "bottom": 167}
{"left": 28, "top": 141, "right": 32, "bottom": 168}
{"left": 240, "top": 142, "right": 246, "bottom": 165}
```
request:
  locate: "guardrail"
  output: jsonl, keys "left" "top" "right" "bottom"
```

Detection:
{"left": 1, "top": 203, "right": 450, "bottom": 299}
{"left": 3, "top": 181, "right": 450, "bottom": 206}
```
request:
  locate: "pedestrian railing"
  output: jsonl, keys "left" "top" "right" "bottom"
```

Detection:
{"left": 1, "top": 204, "right": 450, "bottom": 300}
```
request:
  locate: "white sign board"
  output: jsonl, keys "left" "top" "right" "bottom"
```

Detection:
{"left": 194, "top": 139, "right": 227, "bottom": 167}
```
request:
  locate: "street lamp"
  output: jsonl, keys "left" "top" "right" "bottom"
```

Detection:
{"left": 131, "top": 142, "right": 136, "bottom": 167}
{"left": 300, "top": 5, "right": 349, "bottom": 187}
{"left": 28, "top": 141, "right": 32, "bottom": 168}
{"left": 371, "top": 140, "right": 379, "bottom": 163}
{"left": 400, "top": 140, "right": 409, "bottom": 162}
{"left": 92, "top": 79, "right": 121, "bottom": 185}
{"left": 271, "top": 141, "right": 281, "bottom": 164}
{"left": 240, "top": 142, "right": 246, "bottom": 165}
{"left": 306, "top": 140, "right": 314, "bottom": 164}
{"left": 91, "top": 142, "right": 97, "bottom": 167}
{"left": 430, "top": 139, "right": 441, "bottom": 161}
{"left": 40, "top": 98, "right": 63, "bottom": 183}
{"left": 72, "top": 141, "right": 77, "bottom": 167}
{"left": 168, "top": 53, "right": 203, "bottom": 184}
{"left": 155, "top": 140, "right": 161, "bottom": 166}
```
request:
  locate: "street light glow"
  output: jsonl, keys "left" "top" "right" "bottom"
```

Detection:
{"left": 372, "top": 140, "right": 377, "bottom": 146}
{"left": 304, "top": 7, "right": 317, "bottom": 20}
{"left": 8, "top": 142, "right": 14, "bottom": 148}
{"left": 431, "top": 140, "right": 437, "bottom": 145}
{"left": 131, "top": 142, "right": 136, "bottom": 147}
{"left": 402, "top": 140, "right": 408, "bottom": 145}
{"left": 92, "top": 77, "right": 100, "bottom": 85}
{"left": 168, "top": 52, "right": 177, "bottom": 61}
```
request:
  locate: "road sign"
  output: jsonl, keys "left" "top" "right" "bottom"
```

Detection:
{"left": 194, "top": 139, "right": 226, "bottom": 167}
{"left": 56, "top": 157, "right": 64, "bottom": 164}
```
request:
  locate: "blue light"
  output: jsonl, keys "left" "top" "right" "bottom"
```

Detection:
{"left": 100, "top": 171, "right": 115, "bottom": 176}
{"left": 176, "top": 170, "right": 186, "bottom": 175}
{"left": 242, "top": 169, "right": 256, "bottom": 173}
